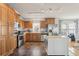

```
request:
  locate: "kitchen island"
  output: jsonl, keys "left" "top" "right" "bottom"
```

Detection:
{"left": 47, "top": 36, "right": 69, "bottom": 56}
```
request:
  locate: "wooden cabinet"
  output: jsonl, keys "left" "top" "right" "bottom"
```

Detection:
{"left": 0, "top": 4, "right": 8, "bottom": 55}
{"left": 0, "top": 36, "right": 7, "bottom": 56}
{"left": 40, "top": 21, "right": 47, "bottom": 28}
{"left": 31, "top": 33, "right": 41, "bottom": 41}
{"left": 29, "top": 21, "right": 32, "bottom": 28}
{"left": 24, "top": 33, "right": 41, "bottom": 42}
{"left": 0, "top": 4, "right": 17, "bottom": 56}
{"left": 8, "top": 26, "right": 14, "bottom": 35}
{"left": 24, "top": 33, "right": 31, "bottom": 42}
{"left": 1, "top": 36, "right": 6, "bottom": 55}
{"left": 19, "top": 20, "right": 25, "bottom": 29}
{"left": 10, "top": 36, "right": 17, "bottom": 50}
{"left": 0, "top": 5, "right": 2, "bottom": 26}
{"left": 0, "top": 38, "right": 2, "bottom": 55}
{"left": 0, "top": 25, "right": 2, "bottom": 35}
{"left": 5, "top": 36, "right": 11, "bottom": 53}
{"left": 13, "top": 36, "right": 17, "bottom": 49}
{"left": 2, "top": 26, "right": 8, "bottom": 35}
{"left": 40, "top": 18, "right": 55, "bottom": 28}
{"left": 1, "top": 5, "right": 8, "bottom": 26}
{"left": 46, "top": 18, "right": 55, "bottom": 24}
{"left": 8, "top": 8, "right": 14, "bottom": 26}
{"left": 8, "top": 7, "right": 17, "bottom": 54}
{"left": 24, "top": 21, "right": 32, "bottom": 28}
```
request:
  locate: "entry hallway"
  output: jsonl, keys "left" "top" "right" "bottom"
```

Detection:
{"left": 10, "top": 42, "right": 47, "bottom": 56}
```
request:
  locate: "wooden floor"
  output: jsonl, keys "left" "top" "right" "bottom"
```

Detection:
{"left": 10, "top": 42, "right": 47, "bottom": 56}
{"left": 69, "top": 41, "right": 79, "bottom": 56}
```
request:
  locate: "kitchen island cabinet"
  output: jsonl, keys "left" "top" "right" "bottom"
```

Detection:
{"left": 48, "top": 36, "right": 68, "bottom": 56}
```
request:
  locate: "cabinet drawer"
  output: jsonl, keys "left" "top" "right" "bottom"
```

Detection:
{"left": 2, "top": 26, "right": 8, "bottom": 35}
{"left": 8, "top": 26, "right": 14, "bottom": 35}
{"left": 1, "top": 36, "right": 6, "bottom": 55}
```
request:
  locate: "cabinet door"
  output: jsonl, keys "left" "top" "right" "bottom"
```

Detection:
{"left": 19, "top": 20, "right": 23, "bottom": 28}
{"left": 54, "top": 39, "right": 63, "bottom": 55}
{"left": 0, "top": 5, "right": 2, "bottom": 26}
{"left": 10, "top": 36, "right": 14, "bottom": 50}
{"left": 0, "top": 25, "right": 2, "bottom": 35}
{"left": 54, "top": 38, "right": 68, "bottom": 55}
{"left": 24, "top": 21, "right": 32, "bottom": 28}
{"left": 31, "top": 33, "right": 41, "bottom": 41}
{"left": 29, "top": 21, "right": 32, "bottom": 28}
{"left": 5, "top": 36, "right": 11, "bottom": 53}
{"left": 0, "top": 39, "right": 2, "bottom": 55}
{"left": 47, "top": 18, "right": 55, "bottom": 24}
{"left": 2, "top": 6, "right": 8, "bottom": 26}
{"left": 40, "top": 21, "right": 47, "bottom": 28}
{"left": 9, "top": 35, "right": 17, "bottom": 50}
{"left": 48, "top": 39, "right": 55, "bottom": 55}
{"left": 8, "top": 26, "right": 14, "bottom": 35}
{"left": 2, "top": 26, "right": 8, "bottom": 35}
{"left": 8, "top": 8, "right": 14, "bottom": 26}
{"left": 1, "top": 36, "right": 6, "bottom": 55}
{"left": 13, "top": 36, "right": 17, "bottom": 49}
{"left": 24, "top": 33, "right": 31, "bottom": 42}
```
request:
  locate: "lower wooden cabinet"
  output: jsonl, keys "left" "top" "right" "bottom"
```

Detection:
{"left": 31, "top": 33, "right": 41, "bottom": 41}
{"left": 24, "top": 33, "right": 31, "bottom": 42}
{"left": 0, "top": 36, "right": 17, "bottom": 56}
{"left": 9, "top": 35, "right": 17, "bottom": 50}
{"left": 0, "top": 38, "right": 2, "bottom": 55}
{"left": 24, "top": 33, "right": 41, "bottom": 42}
{"left": 1, "top": 36, "right": 6, "bottom": 55}
{"left": 0, "top": 36, "right": 6, "bottom": 56}
{"left": 5, "top": 36, "right": 11, "bottom": 54}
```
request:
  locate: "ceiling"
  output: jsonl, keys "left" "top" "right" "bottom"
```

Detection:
{"left": 8, "top": 3, "right": 79, "bottom": 19}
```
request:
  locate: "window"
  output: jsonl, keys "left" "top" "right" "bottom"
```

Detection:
{"left": 59, "top": 20, "right": 76, "bottom": 36}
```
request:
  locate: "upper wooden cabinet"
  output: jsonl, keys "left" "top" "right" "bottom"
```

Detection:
{"left": 19, "top": 20, "right": 25, "bottom": 29}
{"left": 0, "top": 5, "right": 2, "bottom": 26}
{"left": 2, "top": 26, "right": 8, "bottom": 35}
{"left": 8, "top": 8, "right": 15, "bottom": 26}
{"left": 0, "top": 4, "right": 8, "bottom": 26}
{"left": 40, "top": 18, "right": 55, "bottom": 28}
{"left": 40, "top": 21, "right": 47, "bottom": 28}
{"left": 24, "top": 21, "right": 32, "bottom": 28}
{"left": 46, "top": 18, "right": 55, "bottom": 24}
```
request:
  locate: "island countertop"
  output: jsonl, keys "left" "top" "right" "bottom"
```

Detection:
{"left": 47, "top": 35, "right": 66, "bottom": 39}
